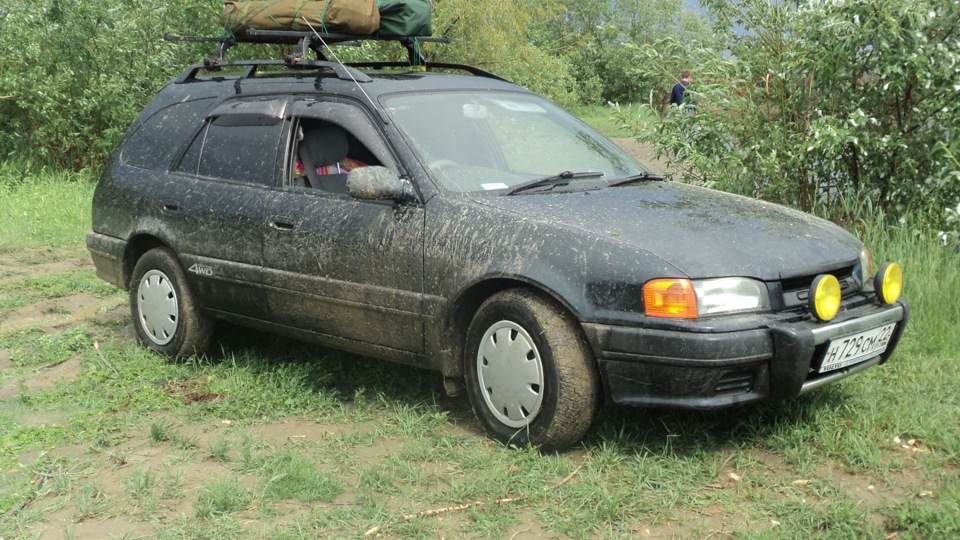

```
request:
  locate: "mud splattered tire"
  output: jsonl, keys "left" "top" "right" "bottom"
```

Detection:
{"left": 129, "top": 248, "right": 213, "bottom": 359}
{"left": 464, "top": 289, "right": 599, "bottom": 451}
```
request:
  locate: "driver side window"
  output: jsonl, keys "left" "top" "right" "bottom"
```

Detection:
{"left": 290, "top": 119, "right": 383, "bottom": 194}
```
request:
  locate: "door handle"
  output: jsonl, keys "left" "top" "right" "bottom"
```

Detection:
{"left": 270, "top": 218, "right": 295, "bottom": 231}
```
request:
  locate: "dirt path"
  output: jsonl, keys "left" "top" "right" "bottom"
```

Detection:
{"left": 610, "top": 138, "right": 674, "bottom": 176}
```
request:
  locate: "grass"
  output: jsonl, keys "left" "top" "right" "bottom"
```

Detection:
{"left": 0, "top": 163, "right": 96, "bottom": 251}
{"left": 569, "top": 102, "right": 657, "bottom": 139}
{"left": 0, "top": 168, "right": 957, "bottom": 539}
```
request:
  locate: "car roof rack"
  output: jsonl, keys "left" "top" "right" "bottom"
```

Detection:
{"left": 164, "top": 30, "right": 504, "bottom": 81}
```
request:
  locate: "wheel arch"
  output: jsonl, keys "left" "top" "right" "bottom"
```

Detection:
{"left": 440, "top": 276, "right": 590, "bottom": 391}
{"left": 122, "top": 234, "right": 174, "bottom": 291}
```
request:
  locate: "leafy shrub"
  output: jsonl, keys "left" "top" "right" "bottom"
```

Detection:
{"left": 626, "top": 0, "right": 960, "bottom": 230}
{"left": 0, "top": 0, "right": 218, "bottom": 170}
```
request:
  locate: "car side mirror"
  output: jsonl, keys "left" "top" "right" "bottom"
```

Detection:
{"left": 346, "top": 166, "right": 416, "bottom": 202}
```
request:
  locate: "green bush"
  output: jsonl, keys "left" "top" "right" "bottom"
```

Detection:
{"left": 626, "top": 0, "right": 960, "bottom": 231}
{"left": 0, "top": 0, "right": 219, "bottom": 171}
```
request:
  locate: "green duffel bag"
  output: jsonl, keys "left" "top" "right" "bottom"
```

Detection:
{"left": 376, "top": 0, "right": 431, "bottom": 37}
{"left": 222, "top": 0, "right": 380, "bottom": 35}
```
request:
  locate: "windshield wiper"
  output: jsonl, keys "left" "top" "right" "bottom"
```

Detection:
{"left": 607, "top": 172, "right": 663, "bottom": 187}
{"left": 505, "top": 171, "right": 604, "bottom": 195}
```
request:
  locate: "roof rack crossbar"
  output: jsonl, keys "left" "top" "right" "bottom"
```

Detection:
{"left": 175, "top": 60, "right": 373, "bottom": 85}
{"left": 345, "top": 61, "right": 507, "bottom": 81}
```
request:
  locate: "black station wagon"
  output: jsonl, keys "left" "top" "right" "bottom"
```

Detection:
{"left": 87, "top": 32, "right": 909, "bottom": 450}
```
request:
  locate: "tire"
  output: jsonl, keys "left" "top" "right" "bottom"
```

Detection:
{"left": 129, "top": 248, "right": 213, "bottom": 359}
{"left": 464, "top": 289, "right": 599, "bottom": 451}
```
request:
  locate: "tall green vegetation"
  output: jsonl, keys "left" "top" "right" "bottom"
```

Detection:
{"left": 625, "top": 0, "right": 960, "bottom": 231}
{"left": 533, "top": 0, "right": 712, "bottom": 105}
{"left": 0, "top": 1, "right": 217, "bottom": 170}
{"left": 429, "top": 0, "right": 581, "bottom": 107}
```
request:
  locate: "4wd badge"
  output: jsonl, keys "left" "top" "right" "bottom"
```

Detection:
{"left": 188, "top": 264, "right": 214, "bottom": 277}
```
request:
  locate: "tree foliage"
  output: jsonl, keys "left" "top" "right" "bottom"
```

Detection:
{"left": 0, "top": 0, "right": 589, "bottom": 170}
{"left": 534, "top": 0, "right": 712, "bottom": 105}
{"left": 0, "top": 0, "right": 218, "bottom": 170}
{"left": 626, "top": 0, "right": 960, "bottom": 228}
{"left": 429, "top": 0, "right": 580, "bottom": 107}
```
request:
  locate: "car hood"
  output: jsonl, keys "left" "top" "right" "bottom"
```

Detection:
{"left": 469, "top": 182, "right": 861, "bottom": 281}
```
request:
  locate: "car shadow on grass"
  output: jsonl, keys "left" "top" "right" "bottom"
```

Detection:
{"left": 584, "top": 386, "right": 851, "bottom": 456}
{"left": 197, "top": 322, "right": 853, "bottom": 457}
{"left": 196, "top": 322, "right": 476, "bottom": 422}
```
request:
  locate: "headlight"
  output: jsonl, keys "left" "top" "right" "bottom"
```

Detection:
{"left": 643, "top": 277, "right": 771, "bottom": 319}
{"left": 692, "top": 277, "right": 771, "bottom": 316}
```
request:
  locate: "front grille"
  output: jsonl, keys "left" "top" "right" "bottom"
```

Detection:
{"left": 715, "top": 370, "right": 754, "bottom": 396}
{"left": 779, "top": 265, "right": 858, "bottom": 311}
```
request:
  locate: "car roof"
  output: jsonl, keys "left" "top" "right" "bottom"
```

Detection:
{"left": 158, "top": 62, "right": 528, "bottom": 106}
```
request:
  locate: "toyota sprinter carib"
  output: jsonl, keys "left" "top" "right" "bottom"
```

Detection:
{"left": 87, "top": 32, "right": 908, "bottom": 450}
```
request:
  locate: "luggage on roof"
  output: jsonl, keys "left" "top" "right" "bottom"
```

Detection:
{"left": 376, "top": 0, "right": 431, "bottom": 37}
{"left": 221, "top": 0, "right": 380, "bottom": 35}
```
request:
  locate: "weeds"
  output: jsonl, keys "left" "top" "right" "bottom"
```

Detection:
{"left": 149, "top": 419, "right": 174, "bottom": 444}
{"left": 195, "top": 477, "right": 251, "bottom": 518}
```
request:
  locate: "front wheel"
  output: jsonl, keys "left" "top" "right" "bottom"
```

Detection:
{"left": 464, "top": 289, "right": 599, "bottom": 451}
{"left": 129, "top": 248, "right": 213, "bottom": 359}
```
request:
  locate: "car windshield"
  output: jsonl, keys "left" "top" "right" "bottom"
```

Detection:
{"left": 381, "top": 91, "right": 649, "bottom": 194}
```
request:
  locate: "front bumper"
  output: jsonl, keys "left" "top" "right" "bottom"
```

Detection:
{"left": 581, "top": 300, "right": 909, "bottom": 409}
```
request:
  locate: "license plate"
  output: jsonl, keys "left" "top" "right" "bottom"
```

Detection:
{"left": 819, "top": 323, "right": 897, "bottom": 373}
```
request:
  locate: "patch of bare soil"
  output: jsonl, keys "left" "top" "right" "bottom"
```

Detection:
{"left": 13, "top": 416, "right": 395, "bottom": 538}
{"left": 610, "top": 138, "right": 680, "bottom": 177}
{"left": 0, "top": 248, "right": 126, "bottom": 336}
{"left": 0, "top": 350, "right": 15, "bottom": 401}
{"left": 0, "top": 294, "right": 124, "bottom": 336}
{"left": 24, "top": 356, "right": 83, "bottom": 395}
{"left": 0, "top": 252, "right": 91, "bottom": 287}
{"left": 0, "top": 353, "right": 82, "bottom": 402}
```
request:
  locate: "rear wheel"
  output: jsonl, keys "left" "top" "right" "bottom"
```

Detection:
{"left": 464, "top": 289, "right": 599, "bottom": 451}
{"left": 129, "top": 248, "right": 213, "bottom": 359}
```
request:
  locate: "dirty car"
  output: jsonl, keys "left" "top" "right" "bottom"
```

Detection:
{"left": 87, "top": 33, "right": 908, "bottom": 451}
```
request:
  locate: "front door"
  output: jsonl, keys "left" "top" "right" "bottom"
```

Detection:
{"left": 261, "top": 100, "right": 426, "bottom": 360}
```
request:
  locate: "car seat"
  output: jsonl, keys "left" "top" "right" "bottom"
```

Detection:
{"left": 299, "top": 124, "right": 349, "bottom": 193}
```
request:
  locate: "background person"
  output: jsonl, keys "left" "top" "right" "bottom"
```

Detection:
{"left": 670, "top": 71, "right": 693, "bottom": 110}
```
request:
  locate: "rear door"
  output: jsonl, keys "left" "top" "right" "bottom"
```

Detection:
{"left": 261, "top": 99, "right": 427, "bottom": 361}
{"left": 164, "top": 99, "right": 288, "bottom": 317}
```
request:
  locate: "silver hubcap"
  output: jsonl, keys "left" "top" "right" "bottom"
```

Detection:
{"left": 137, "top": 269, "right": 179, "bottom": 346}
{"left": 476, "top": 320, "right": 545, "bottom": 428}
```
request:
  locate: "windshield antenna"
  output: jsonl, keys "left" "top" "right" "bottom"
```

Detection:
{"left": 300, "top": 16, "right": 380, "bottom": 115}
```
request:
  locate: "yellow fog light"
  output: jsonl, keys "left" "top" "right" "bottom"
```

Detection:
{"left": 809, "top": 274, "right": 841, "bottom": 322}
{"left": 874, "top": 262, "right": 903, "bottom": 305}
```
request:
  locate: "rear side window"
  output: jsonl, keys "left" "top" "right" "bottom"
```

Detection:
{"left": 175, "top": 117, "right": 285, "bottom": 186}
{"left": 120, "top": 98, "right": 214, "bottom": 170}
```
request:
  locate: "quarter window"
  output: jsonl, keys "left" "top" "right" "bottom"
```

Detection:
{"left": 121, "top": 98, "right": 214, "bottom": 170}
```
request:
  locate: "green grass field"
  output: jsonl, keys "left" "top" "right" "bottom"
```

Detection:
{"left": 1, "top": 155, "right": 958, "bottom": 538}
